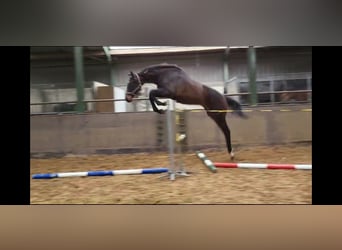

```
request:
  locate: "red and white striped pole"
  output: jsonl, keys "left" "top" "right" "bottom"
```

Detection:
{"left": 214, "top": 162, "right": 311, "bottom": 170}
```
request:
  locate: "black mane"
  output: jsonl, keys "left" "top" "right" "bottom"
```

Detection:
{"left": 140, "top": 63, "right": 183, "bottom": 74}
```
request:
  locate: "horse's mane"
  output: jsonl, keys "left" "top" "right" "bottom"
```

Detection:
{"left": 140, "top": 63, "right": 183, "bottom": 74}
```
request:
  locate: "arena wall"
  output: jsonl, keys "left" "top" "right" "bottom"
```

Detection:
{"left": 30, "top": 105, "right": 311, "bottom": 157}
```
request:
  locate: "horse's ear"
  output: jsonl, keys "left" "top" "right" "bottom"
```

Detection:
{"left": 128, "top": 71, "right": 134, "bottom": 77}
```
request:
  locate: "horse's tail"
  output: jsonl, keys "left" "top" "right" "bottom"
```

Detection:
{"left": 225, "top": 96, "right": 248, "bottom": 119}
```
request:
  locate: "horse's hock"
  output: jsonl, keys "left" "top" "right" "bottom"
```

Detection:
{"left": 30, "top": 105, "right": 311, "bottom": 156}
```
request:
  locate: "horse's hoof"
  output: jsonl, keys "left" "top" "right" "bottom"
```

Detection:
{"left": 230, "top": 152, "right": 235, "bottom": 161}
{"left": 153, "top": 108, "right": 164, "bottom": 114}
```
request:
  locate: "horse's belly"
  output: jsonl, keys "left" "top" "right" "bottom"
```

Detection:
{"left": 175, "top": 95, "right": 203, "bottom": 105}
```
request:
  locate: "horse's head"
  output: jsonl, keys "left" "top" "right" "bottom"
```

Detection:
{"left": 125, "top": 71, "right": 142, "bottom": 102}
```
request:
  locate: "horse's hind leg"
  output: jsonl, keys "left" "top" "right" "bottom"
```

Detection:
{"left": 207, "top": 112, "right": 235, "bottom": 160}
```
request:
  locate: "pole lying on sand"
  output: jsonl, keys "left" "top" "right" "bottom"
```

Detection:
{"left": 196, "top": 151, "right": 217, "bottom": 173}
{"left": 214, "top": 162, "right": 311, "bottom": 170}
{"left": 32, "top": 168, "right": 169, "bottom": 179}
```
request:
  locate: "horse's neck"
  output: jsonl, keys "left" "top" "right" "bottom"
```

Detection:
{"left": 141, "top": 73, "right": 161, "bottom": 86}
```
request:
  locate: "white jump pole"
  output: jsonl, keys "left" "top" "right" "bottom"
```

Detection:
{"left": 159, "top": 100, "right": 190, "bottom": 181}
{"left": 166, "top": 99, "right": 176, "bottom": 180}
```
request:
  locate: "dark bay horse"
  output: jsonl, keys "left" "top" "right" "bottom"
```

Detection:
{"left": 125, "top": 64, "right": 247, "bottom": 159}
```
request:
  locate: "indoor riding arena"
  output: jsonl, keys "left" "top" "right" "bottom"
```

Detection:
{"left": 30, "top": 46, "right": 312, "bottom": 204}
{"left": 30, "top": 145, "right": 311, "bottom": 204}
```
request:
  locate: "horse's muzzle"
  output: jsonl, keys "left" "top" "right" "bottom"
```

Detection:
{"left": 125, "top": 94, "right": 133, "bottom": 102}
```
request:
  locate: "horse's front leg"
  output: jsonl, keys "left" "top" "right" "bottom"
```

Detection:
{"left": 155, "top": 99, "right": 167, "bottom": 106}
{"left": 149, "top": 89, "right": 170, "bottom": 114}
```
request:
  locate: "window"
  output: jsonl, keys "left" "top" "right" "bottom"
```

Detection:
{"left": 257, "top": 81, "right": 271, "bottom": 104}
{"left": 278, "top": 79, "right": 310, "bottom": 103}
{"left": 239, "top": 81, "right": 272, "bottom": 105}
{"left": 239, "top": 77, "right": 311, "bottom": 105}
